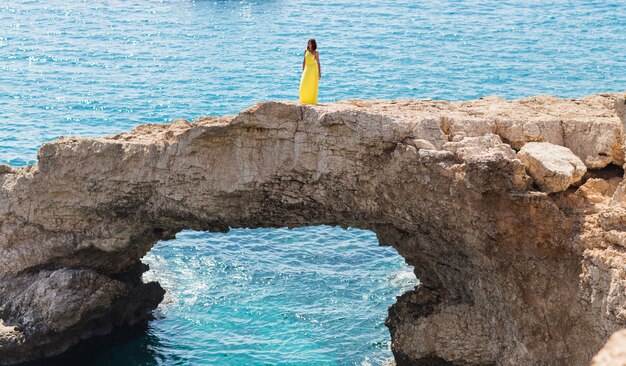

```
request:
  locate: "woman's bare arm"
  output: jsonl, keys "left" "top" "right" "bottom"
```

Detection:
{"left": 315, "top": 51, "right": 321, "bottom": 78}
{"left": 302, "top": 51, "right": 306, "bottom": 71}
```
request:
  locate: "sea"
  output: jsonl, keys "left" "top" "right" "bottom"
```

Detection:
{"left": 1, "top": 1, "right": 625, "bottom": 365}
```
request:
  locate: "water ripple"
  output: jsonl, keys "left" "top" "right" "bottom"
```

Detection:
{"left": 140, "top": 227, "right": 415, "bottom": 365}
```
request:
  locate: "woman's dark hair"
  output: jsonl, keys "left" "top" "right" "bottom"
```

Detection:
{"left": 307, "top": 38, "right": 317, "bottom": 51}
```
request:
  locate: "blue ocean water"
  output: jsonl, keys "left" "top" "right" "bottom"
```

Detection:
{"left": 1, "top": 0, "right": 625, "bottom": 364}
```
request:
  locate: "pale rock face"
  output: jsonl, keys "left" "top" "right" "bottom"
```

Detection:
{"left": 0, "top": 94, "right": 626, "bottom": 365}
{"left": 408, "top": 138, "right": 437, "bottom": 150}
{"left": 518, "top": 142, "right": 587, "bottom": 193}
{"left": 590, "top": 329, "right": 626, "bottom": 366}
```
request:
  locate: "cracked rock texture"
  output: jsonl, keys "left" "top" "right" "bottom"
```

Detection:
{"left": 1, "top": 93, "right": 626, "bottom": 365}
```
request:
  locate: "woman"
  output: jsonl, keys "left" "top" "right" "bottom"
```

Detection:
{"left": 299, "top": 38, "right": 321, "bottom": 105}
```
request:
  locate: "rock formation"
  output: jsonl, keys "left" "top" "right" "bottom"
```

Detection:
{"left": 1, "top": 93, "right": 626, "bottom": 365}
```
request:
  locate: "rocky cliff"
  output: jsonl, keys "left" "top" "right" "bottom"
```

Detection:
{"left": 1, "top": 94, "right": 626, "bottom": 365}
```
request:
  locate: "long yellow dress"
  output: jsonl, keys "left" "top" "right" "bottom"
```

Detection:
{"left": 299, "top": 50, "right": 319, "bottom": 105}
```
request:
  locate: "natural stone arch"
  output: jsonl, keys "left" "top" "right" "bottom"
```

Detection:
{"left": 1, "top": 94, "right": 626, "bottom": 365}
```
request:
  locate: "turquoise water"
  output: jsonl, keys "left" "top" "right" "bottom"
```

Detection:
{"left": 141, "top": 228, "right": 414, "bottom": 365}
{"left": 2, "top": 0, "right": 625, "bottom": 364}
{"left": 45, "top": 227, "right": 414, "bottom": 366}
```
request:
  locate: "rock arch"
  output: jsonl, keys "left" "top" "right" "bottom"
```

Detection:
{"left": 1, "top": 94, "right": 626, "bottom": 365}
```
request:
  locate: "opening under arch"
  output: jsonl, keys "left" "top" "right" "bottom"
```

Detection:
{"left": 26, "top": 226, "right": 418, "bottom": 365}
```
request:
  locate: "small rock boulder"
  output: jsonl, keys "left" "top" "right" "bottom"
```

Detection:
{"left": 0, "top": 164, "right": 14, "bottom": 175}
{"left": 518, "top": 142, "right": 587, "bottom": 193}
{"left": 410, "top": 138, "right": 437, "bottom": 150}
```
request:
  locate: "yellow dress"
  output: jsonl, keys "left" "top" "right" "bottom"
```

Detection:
{"left": 299, "top": 50, "right": 319, "bottom": 105}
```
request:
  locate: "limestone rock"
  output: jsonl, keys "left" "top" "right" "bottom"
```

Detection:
{"left": 409, "top": 138, "right": 436, "bottom": 150}
{"left": 0, "top": 93, "right": 625, "bottom": 365}
{"left": 518, "top": 141, "right": 587, "bottom": 193}
{"left": 591, "top": 329, "right": 626, "bottom": 366}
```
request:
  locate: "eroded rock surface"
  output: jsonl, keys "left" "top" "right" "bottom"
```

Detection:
{"left": 1, "top": 93, "right": 626, "bottom": 365}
